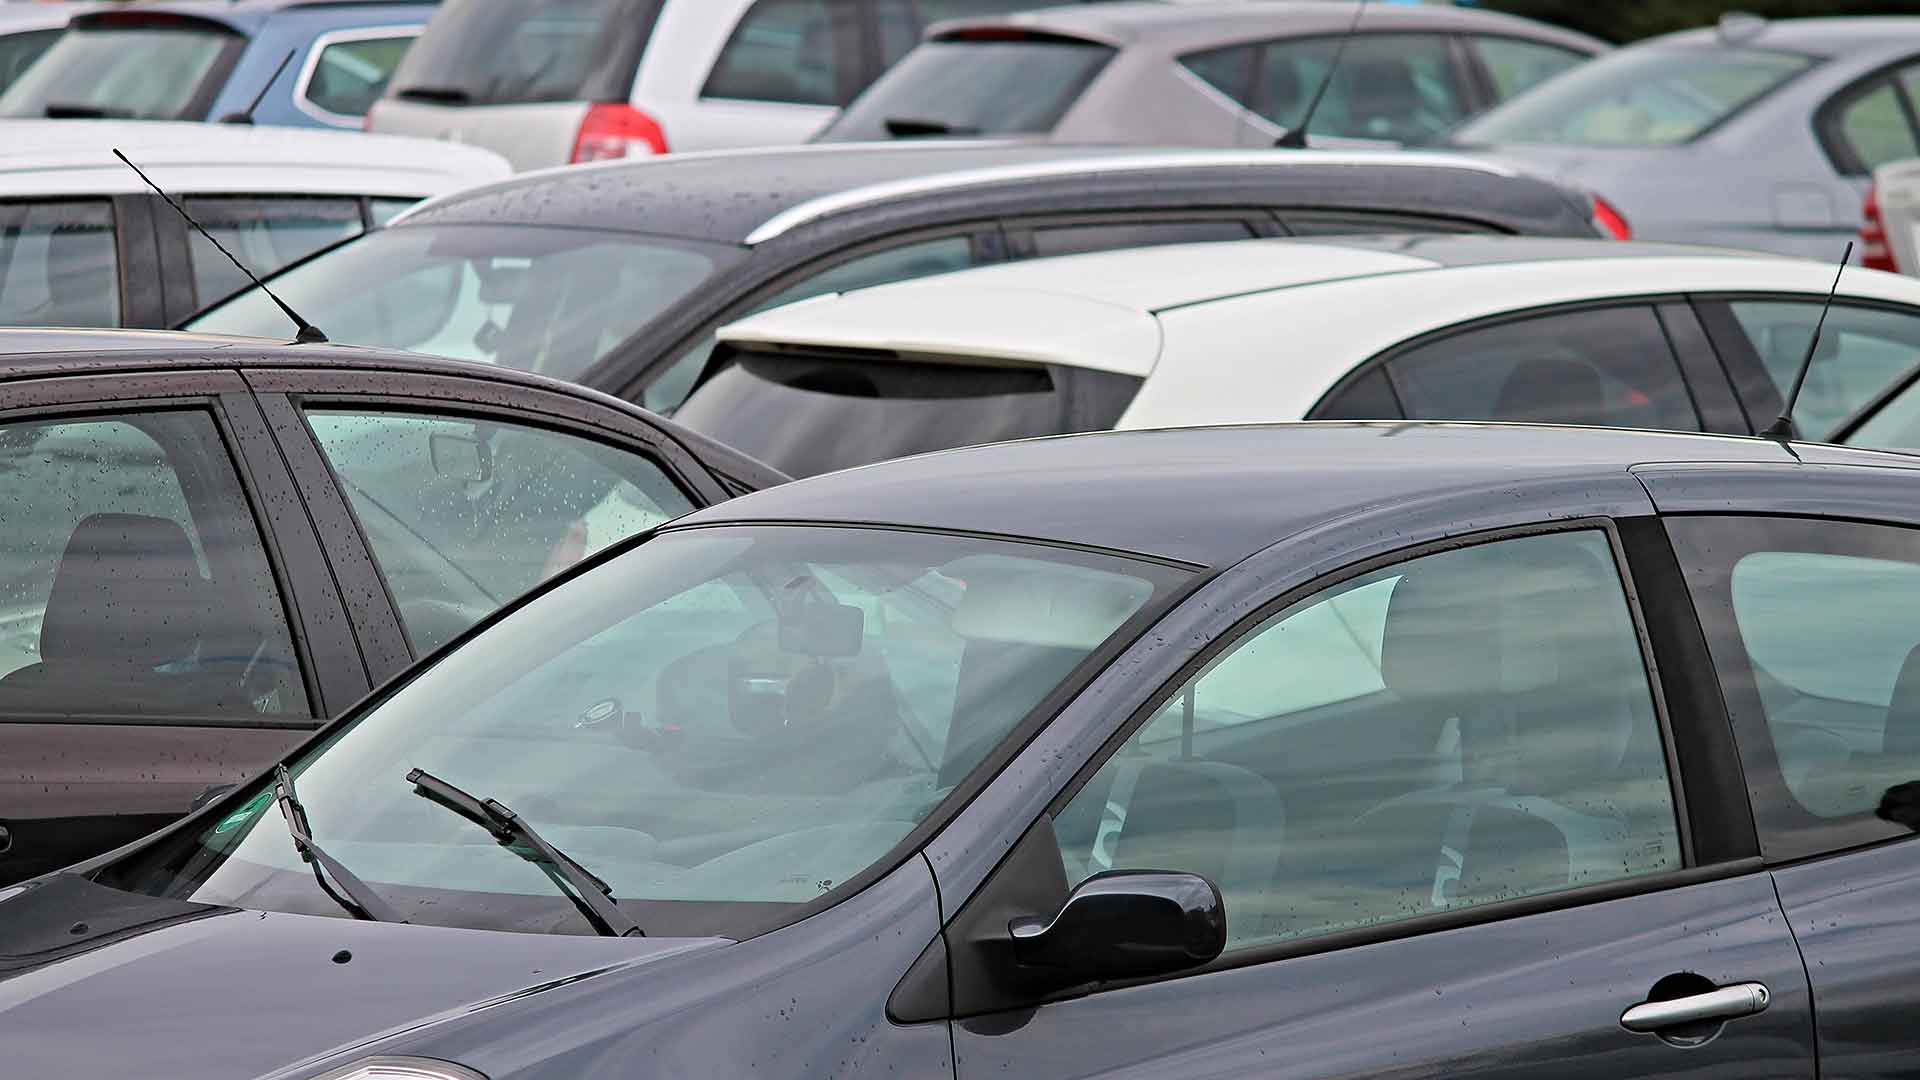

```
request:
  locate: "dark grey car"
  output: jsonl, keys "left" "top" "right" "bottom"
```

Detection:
{"left": 12, "top": 422, "right": 1920, "bottom": 1077}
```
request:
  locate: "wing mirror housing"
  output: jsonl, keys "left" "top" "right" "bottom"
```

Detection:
{"left": 1010, "top": 870, "right": 1225, "bottom": 983}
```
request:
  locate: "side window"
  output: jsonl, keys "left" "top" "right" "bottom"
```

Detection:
{"left": 0, "top": 411, "right": 308, "bottom": 717}
{"left": 297, "top": 32, "right": 417, "bottom": 123}
{"left": 303, "top": 409, "right": 696, "bottom": 654}
{"left": 1727, "top": 301, "right": 1920, "bottom": 440}
{"left": 1179, "top": 43, "right": 1257, "bottom": 105}
{"left": 1472, "top": 36, "right": 1587, "bottom": 101}
{"left": 1823, "top": 77, "right": 1920, "bottom": 175}
{"left": 368, "top": 198, "right": 417, "bottom": 227}
{"left": 1386, "top": 305, "right": 1702, "bottom": 432}
{"left": 1668, "top": 516, "right": 1920, "bottom": 860}
{"left": 0, "top": 28, "right": 59, "bottom": 95}
{"left": 1054, "top": 529, "right": 1679, "bottom": 951}
{"left": 1312, "top": 367, "right": 1403, "bottom": 421}
{"left": 182, "top": 197, "right": 365, "bottom": 308}
{"left": 1024, "top": 219, "right": 1257, "bottom": 259}
{"left": 1256, "top": 33, "right": 1470, "bottom": 142}
{"left": 702, "top": 0, "right": 857, "bottom": 107}
{"left": 641, "top": 234, "right": 985, "bottom": 413}
{"left": 0, "top": 200, "right": 119, "bottom": 328}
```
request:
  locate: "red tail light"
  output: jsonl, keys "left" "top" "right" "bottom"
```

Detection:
{"left": 1591, "top": 194, "right": 1632, "bottom": 241}
{"left": 1863, "top": 182, "right": 1898, "bottom": 273}
{"left": 570, "top": 103, "right": 668, "bottom": 164}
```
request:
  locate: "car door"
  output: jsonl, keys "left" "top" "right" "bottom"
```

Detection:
{"left": 1696, "top": 295, "right": 1920, "bottom": 442}
{"left": 0, "top": 371, "right": 360, "bottom": 885}
{"left": 936, "top": 522, "right": 1814, "bottom": 1078}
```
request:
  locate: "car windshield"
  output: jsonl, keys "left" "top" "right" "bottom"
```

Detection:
{"left": 1452, "top": 45, "right": 1814, "bottom": 148}
{"left": 820, "top": 37, "right": 1115, "bottom": 141}
{"left": 387, "top": 0, "right": 664, "bottom": 106}
{"left": 110, "top": 526, "right": 1178, "bottom": 936}
{"left": 185, "top": 225, "right": 740, "bottom": 382}
{"left": 0, "top": 22, "right": 244, "bottom": 120}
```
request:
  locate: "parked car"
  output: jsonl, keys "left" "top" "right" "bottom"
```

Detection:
{"left": 0, "top": 0, "right": 433, "bottom": 129}
{"left": 0, "top": 120, "right": 508, "bottom": 328}
{"left": 0, "top": 328, "right": 781, "bottom": 886}
{"left": 365, "top": 0, "right": 1122, "bottom": 171}
{"left": 1446, "top": 14, "right": 1920, "bottom": 262}
{"left": 817, "top": 1, "right": 1603, "bottom": 148}
{"left": 13, "top": 421, "right": 1920, "bottom": 1077}
{"left": 0, "top": 2, "right": 90, "bottom": 96}
{"left": 184, "top": 143, "right": 1613, "bottom": 414}
{"left": 692, "top": 235, "right": 1920, "bottom": 476}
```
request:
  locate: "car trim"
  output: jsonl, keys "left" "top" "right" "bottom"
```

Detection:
{"left": 289, "top": 24, "right": 424, "bottom": 129}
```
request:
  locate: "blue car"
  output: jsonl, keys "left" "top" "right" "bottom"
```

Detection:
{"left": 0, "top": 0, "right": 434, "bottom": 129}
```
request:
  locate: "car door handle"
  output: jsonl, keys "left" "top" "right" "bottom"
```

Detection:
{"left": 1621, "top": 982, "right": 1770, "bottom": 1032}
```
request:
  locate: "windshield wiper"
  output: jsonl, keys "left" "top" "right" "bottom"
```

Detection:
{"left": 882, "top": 116, "right": 979, "bottom": 137}
{"left": 274, "top": 764, "right": 403, "bottom": 923}
{"left": 44, "top": 103, "right": 132, "bottom": 119}
{"left": 394, "top": 85, "right": 472, "bottom": 105}
{"left": 407, "top": 768, "right": 643, "bottom": 937}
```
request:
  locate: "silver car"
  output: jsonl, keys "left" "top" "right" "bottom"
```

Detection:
{"left": 817, "top": 0, "right": 1604, "bottom": 147}
{"left": 1448, "top": 14, "right": 1920, "bottom": 261}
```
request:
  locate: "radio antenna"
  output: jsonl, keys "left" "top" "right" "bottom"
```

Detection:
{"left": 113, "top": 149, "right": 328, "bottom": 344}
{"left": 1275, "top": 0, "right": 1367, "bottom": 149}
{"left": 1760, "top": 241, "right": 1853, "bottom": 443}
{"left": 218, "top": 49, "right": 297, "bottom": 124}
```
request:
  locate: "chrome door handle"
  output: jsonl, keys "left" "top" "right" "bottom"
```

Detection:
{"left": 1621, "top": 983, "right": 1770, "bottom": 1032}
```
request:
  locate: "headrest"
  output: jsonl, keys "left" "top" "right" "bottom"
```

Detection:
{"left": 949, "top": 557, "right": 1151, "bottom": 651}
{"left": 40, "top": 514, "right": 204, "bottom": 666}
{"left": 1378, "top": 566, "right": 1503, "bottom": 704}
{"left": 1884, "top": 644, "right": 1920, "bottom": 760}
{"left": 1494, "top": 355, "right": 1607, "bottom": 424}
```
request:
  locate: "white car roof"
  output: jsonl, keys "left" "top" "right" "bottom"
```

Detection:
{"left": 717, "top": 236, "right": 1920, "bottom": 426}
{"left": 0, "top": 120, "right": 512, "bottom": 198}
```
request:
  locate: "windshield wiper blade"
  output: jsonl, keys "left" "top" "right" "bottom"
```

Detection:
{"left": 44, "top": 103, "right": 131, "bottom": 119}
{"left": 407, "top": 768, "right": 643, "bottom": 937}
{"left": 882, "top": 116, "right": 979, "bottom": 137}
{"left": 274, "top": 764, "right": 403, "bottom": 923}
{"left": 394, "top": 85, "right": 472, "bottom": 105}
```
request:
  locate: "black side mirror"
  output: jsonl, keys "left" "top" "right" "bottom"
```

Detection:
{"left": 1009, "top": 870, "right": 1225, "bottom": 983}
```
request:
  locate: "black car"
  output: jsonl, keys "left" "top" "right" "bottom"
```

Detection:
{"left": 184, "top": 142, "right": 1612, "bottom": 414}
{"left": 13, "top": 422, "right": 1920, "bottom": 1077}
{"left": 0, "top": 329, "right": 779, "bottom": 885}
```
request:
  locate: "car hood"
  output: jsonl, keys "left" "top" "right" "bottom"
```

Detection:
{"left": 0, "top": 875, "right": 724, "bottom": 1079}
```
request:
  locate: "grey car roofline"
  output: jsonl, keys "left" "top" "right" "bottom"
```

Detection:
{"left": 740, "top": 151, "right": 1519, "bottom": 246}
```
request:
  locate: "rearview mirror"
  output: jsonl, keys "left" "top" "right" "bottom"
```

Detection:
{"left": 429, "top": 432, "right": 491, "bottom": 483}
{"left": 1009, "top": 870, "right": 1224, "bottom": 983}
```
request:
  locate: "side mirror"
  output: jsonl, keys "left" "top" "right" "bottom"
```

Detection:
{"left": 1009, "top": 870, "right": 1225, "bottom": 983}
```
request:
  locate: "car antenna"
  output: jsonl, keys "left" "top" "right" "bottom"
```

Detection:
{"left": 112, "top": 148, "right": 328, "bottom": 344}
{"left": 1275, "top": 0, "right": 1367, "bottom": 149}
{"left": 1759, "top": 241, "right": 1853, "bottom": 444}
{"left": 217, "top": 49, "right": 297, "bottom": 124}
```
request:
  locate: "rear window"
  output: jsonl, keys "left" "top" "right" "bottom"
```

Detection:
{"left": 0, "top": 18, "right": 244, "bottom": 120}
{"left": 673, "top": 349, "right": 1140, "bottom": 477}
{"left": 0, "top": 200, "right": 119, "bottom": 328}
{"left": 386, "top": 0, "right": 663, "bottom": 107}
{"left": 819, "top": 35, "right": 1114, "bottom": 141}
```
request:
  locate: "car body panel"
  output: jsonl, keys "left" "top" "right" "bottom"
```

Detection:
{"left": 368, "top": 98, "right": 591, "bottom": 172}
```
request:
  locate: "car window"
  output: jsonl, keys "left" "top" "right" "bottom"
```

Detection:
{"left": 1828, "top": 79, "right": 1920, "bottom": 175}
{"left": 0, "top": 411, "right": 307, "bottom": 718}
{"left": 0, "top": 21, "right": 243, "bottom": 120}
{"left": 0, "top": 28, "right": 59, "bottom": 95}
{"left": 386, "top": 0, "right": 664, "bottom": 106}
{"left": 182, "top": 197, "right": 367, "bottom": 309}
{"left": 1252, "top": 33, "right": 1469, "bottom": 142}
{"left": 368, "top": 198, "right": 417, "bottom": 227}
{"left": 0, "top": 200, "right": 118, "bottom": 328}
{"left": 299, "top": 32, "right": 416, "bottom": 122}
{"left": 821, "top": 36, "right": 1114, "bottom": 140}
{"left": 1668, "top": 516, "right": 1920, "bottom": 861}
{"left": 1053, "top": 529, "right": 1679, "bottom": 951}
{"left": 304, "top": 409, "right": 696, "bottom": 655}
{"left": 1386, "top": 305, "right": 1701, "bottom": 432}
{"left": 702, "top": 0, "right": 857, "bottom": 107}
{"left": 1729, "top": 301, "right": 1920, "bottom": 440}
{"left": 1312, "top": 367, "right": 1404, "bottom": 420}
{"left": 1026, "top": 219, "right": 1256, "bottom": 258}
{"left": 1472, "top": 35, "right": 1588, "bottom": 101}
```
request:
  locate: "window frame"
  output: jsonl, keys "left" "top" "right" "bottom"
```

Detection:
{"left": 1814, "top": 54, "right": 1920, "bottom": 177}
{"left": 175, "top": 194, "right": 371, "bottom": 312}
{"left": 1695, "top": 292, "right": 1920, "bottom": 440}
{"left": 0, "top": 196, "right": 127, "bottom": 329}
{"left": 290, "top": 24, "right": 424, "bottom": 128}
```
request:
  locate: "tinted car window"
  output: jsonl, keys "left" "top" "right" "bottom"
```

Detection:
{"left": 1027, "top": 219, "right": 1255, "bottom": 258}
{"left": 1730, "top": 301, "right": 1920, "bottom": 440}
{"left": 1386, "top": 305, "right": 1701, "bottom": 432}
{"left": 0, "top": 28, "right": 58, "bottom": 95}
{"left": 300, "top": 32, "right": 416, "bottom": 121}
{"left": 305, "top": 410, "right": 694, "bottom": 655}
{"left": 182, "top": 197, "right": 366, "bottom": 309}
{"left": 385, "top": 0, "right": 664, "bottom": 106}
{"left": 703, "top": 0, "right": 856, "bottom": 107}
{"left": 1053, "top": 529, "right": 1678, "bottom": 950}
{"left": 0, "top": 200, "right": 118, "bottom": 327}
{"left": 1472, "top": 35, "right": 1588, "bottom": 100}
{"left": 0, "top": 21, "right": 243, "bottom": 120}
{"left": 821, "top": 37, "right": 1114, "bottom": 140}
{"left": 1828, "top": 79, "right": 1920, "bottom": 175}
{"left": 0, "top": 411, "right": 307, "bottom": 717}
{"left": 1255, "top": 33, "right": 1470, "bottom": 143}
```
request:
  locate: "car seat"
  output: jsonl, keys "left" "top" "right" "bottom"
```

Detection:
{"left": 1492, "top": 354, "right": 1608, "bottom": 425}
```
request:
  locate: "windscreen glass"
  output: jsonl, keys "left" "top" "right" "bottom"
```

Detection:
{"left": 116, "top": 526, "right": 1179, "bottom": 937}
{"left": 185, "top": 224, "right": 739, "bottom": 382}
{"left": 386, "top": 0, "right": 663, "bottom": 106}
{"left": 820, "top": 37, "right": 1114, "bottom": 140}
{"left": 1452, "top": 45, "right": 1813, "bottom": 147}
{"left": 0, "top": 22, "right": 242, "bottom": 120}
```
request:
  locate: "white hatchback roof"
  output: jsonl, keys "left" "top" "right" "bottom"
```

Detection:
{"left": 0, "top": 121, "right": 512, "bottom": 198}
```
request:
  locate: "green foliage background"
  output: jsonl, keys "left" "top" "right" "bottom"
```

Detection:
{"left": 1479, "top": 1, "right": 1920, "bottom": 43}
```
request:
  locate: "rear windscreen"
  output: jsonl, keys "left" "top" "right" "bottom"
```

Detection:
{"left": 386, "top": 0, "right": 664, "bottom": 106}
{"left": 819, "top": 36, "right": 1115, "bottom": 141}
{"left": 673, "top": 349, "right": 1141, "bottom": 477}
{"left": 0, "top": 19, "right": 244, "bottom": 120}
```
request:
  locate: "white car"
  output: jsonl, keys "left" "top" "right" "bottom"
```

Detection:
{"left": 681, "top": 235, "right": 1920, "bottom": 476}
{"left": 0, "top": 120, "right": 509, "bottom": 328}
{"left": 365, "top": 0, "right": 1126, "bottom": 171}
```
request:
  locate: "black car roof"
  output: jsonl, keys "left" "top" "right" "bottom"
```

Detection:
{"left": 668, "top": 423, "right": 1913, "bottom": 568}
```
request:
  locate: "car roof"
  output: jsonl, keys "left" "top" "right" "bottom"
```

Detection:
{"left": 0, "top": 120, "right": 510, "bottom": 197}
{"left": 0, "top": 3, "right": 93, "bottom": 32}
{"left": 1650, "top": 16, "right": 1920, "bottom": 58}
{"left": 668, "top": 423, "right": 1906, "bottom": 568}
